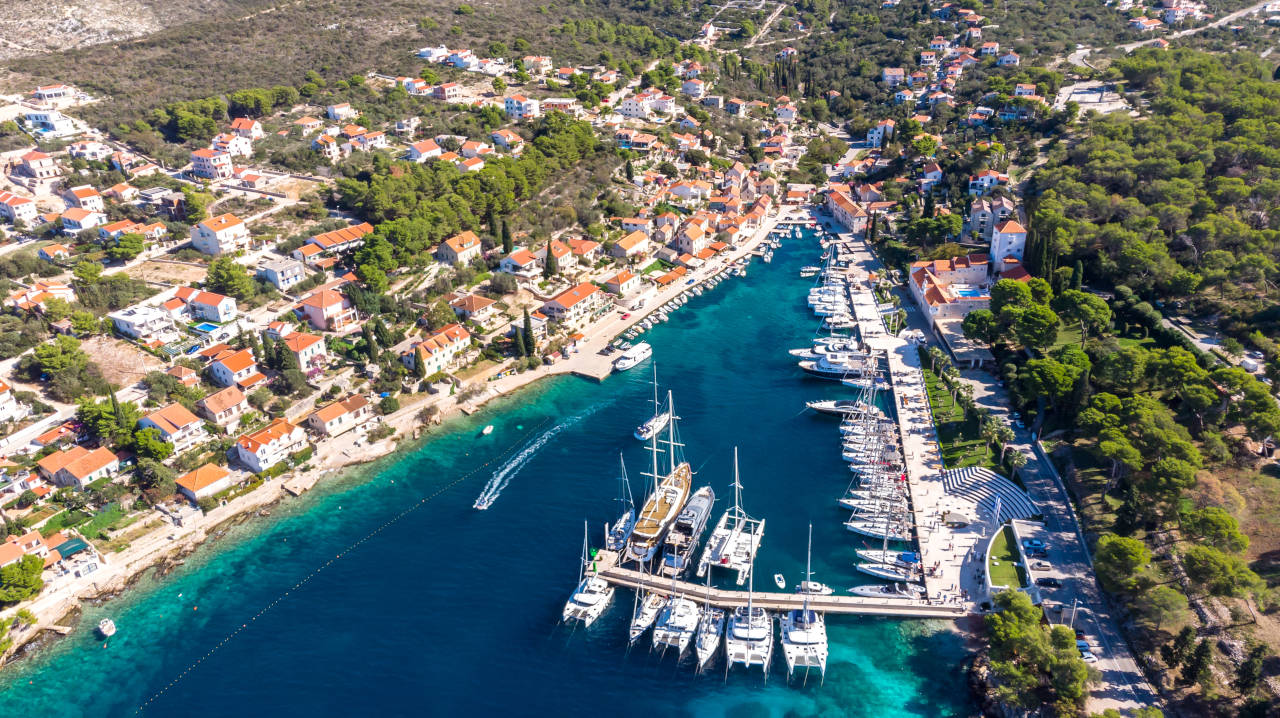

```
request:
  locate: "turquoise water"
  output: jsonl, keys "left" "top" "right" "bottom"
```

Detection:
{"left": 0, "top": 228, "right": 974, "bottom": 717}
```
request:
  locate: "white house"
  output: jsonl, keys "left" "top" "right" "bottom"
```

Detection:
{"left": 209, "top": 348, "right": 262, "bottom": 388}
{"left": 191, "top": 213, "right": 251, "bottom": 255}
{"left": 63, "top": 185, "right": 103, "bottom": 212}
{"left": 190, "top": 148, "right": 233, "bottom": 180}
{"left": 257, "top": 257, "right": 307, "bottom": 292}
{"left": 36, "top": 446, "right": 119, "bottom": 489}
{"left": 176, "top": 464, "right": 233, "bottom": 501}
{"left": 327, "top": 103, "right": 358, "bottom": 121}
{"left": 0, "top": 191, "right": 37, "bottom": 226}
{"left": 503, "top": 95, "right": 541, "bottom": 120}
{"left": 231, "top": 418, "right": 309, "bottom": 474}
{"left": 990, "top": 220, "right": 1028, "bottom": 268}
{"left": 139, "top": 403, "right": 208, "bottom": 453}
{"left": 230, "top": 117, "right": 264, "bottom": 140}
{"left": 211, "top": 133, "right": 253, "bottom": 157}
{"left": 402, "top": 323, "right": 471, "bottom": 376}
{"left": 305, "top": 394, "right": 372, "bottom": 437}
{"left": 407, "top": 139, "right": 442, "bottom": 162}
{"left": 866, "top": 119, "right": 896, "bottom": 148}
{"left": 108, "top": 304, "right": 178, "bottom": 342}
{"left": 197, "top": 385, "right": 249, "bottom": 430}
{"left": 540, "top": 282, "right": 605, "bottom": 327}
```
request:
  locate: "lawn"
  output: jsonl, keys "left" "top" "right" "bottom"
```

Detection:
{"left": 988, "top": 525, "right": 1028, "bottom": 588}
{"left": 921, "top": 362, "right": 1000, "bottom": 473}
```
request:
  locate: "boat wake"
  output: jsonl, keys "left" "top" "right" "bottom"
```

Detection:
{"left": 473, "top": 406, "right": 603, "bottom": 510}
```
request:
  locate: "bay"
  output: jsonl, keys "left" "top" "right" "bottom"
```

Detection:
{"left": 0, "top": 227, "right": 974, "bottom": 717}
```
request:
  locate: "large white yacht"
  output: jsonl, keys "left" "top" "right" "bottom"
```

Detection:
{"left": 613, "top": 342, "right": 653, "bottom": 371}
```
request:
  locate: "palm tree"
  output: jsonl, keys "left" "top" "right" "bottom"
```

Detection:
{"left": 980, "top": 416, "right": 1001, "bottom": 457}
{"left": 995, "top": 425, "right": 1016, "bottom": 462}
{"left": 927, "top": 346, "right": 945, "bottom": 373}
{"left": 1006, "top": 451, "right": 1028, "bottom": 481}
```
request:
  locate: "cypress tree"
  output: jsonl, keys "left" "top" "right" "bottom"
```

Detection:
{"left": 514, "top": 328, "right": 527, "bottom": 357}
{"left": 867, "top": 213, "right": 878, "bottom": 243}
{"left": 501, "top": 221, "right": 514, "bottom": 254}
{"left": 922, "top": 192, "right": 935, "bottom": 219}
{"left": 522, "top": 309, "right": 536, "bottom": 355}
{"left": 543, "top": 240, "right": 558, "bottom": 277}
{"left": 1071, "top": 260, "right": 1083, "bottom": 290}
{"left": 261, "top": 335, "right": 276, "bottom": 371}
{"left": 625, "top": 159, "right": 634, "bottom": 181}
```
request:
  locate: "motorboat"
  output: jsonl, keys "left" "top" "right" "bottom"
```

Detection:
{"left": 481, "top": 425, "right": 494, "bottom": 435}
{"left": 805, "top": 399, "right": 874, "bottom": 416}
{"left": 563, "top": 576, "right": 616, "bottom": 626}
{"left": 653, "top": 596, "right": 700, "bottom": 654}
{"left": 774, "top": 573, "right": 786, "bottom": 589}
{"left": 798, "top": 353, "right": 878, "bottom": 380}
{"left": 634, "top": 411, "right": 671, "bottom": 441}
{"left": 848, "top": 582, "right": 925, "bottom": 599}
{"left": 856, "top": 561, "right": 920, "bottom": 581}
{"left": 795, "top": 581, "right": 835, "bottom": 596}
{"left": 659, "top": 485, "right": 715, "bottom": 578}
{"left": 97, "top": 618, "right": 117, "bottom": 638}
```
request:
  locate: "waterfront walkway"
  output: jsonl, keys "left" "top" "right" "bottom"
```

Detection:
{"left": 589, "top": 551, "right": 965, "bottom": 618}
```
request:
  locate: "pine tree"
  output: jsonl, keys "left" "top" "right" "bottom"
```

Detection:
{"left": 522, "top": 309, "right": 536, "bottom": 355}
{"left": 1183, "top": 640, "right": 1213, "bottom": 686}
{"left": 501, "top": 221, "right": 514, "bottom": 254}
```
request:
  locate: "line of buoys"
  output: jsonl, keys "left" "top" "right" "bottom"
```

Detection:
{"left": 134, "top": 417, "right": 555, "bottom": 714}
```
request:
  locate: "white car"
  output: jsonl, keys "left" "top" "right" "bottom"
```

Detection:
{"left": 1080, "top": 651, "right": 1098, "bottom": 663}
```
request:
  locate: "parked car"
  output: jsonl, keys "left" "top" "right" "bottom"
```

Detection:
{"left": 1035, "top": 577, "right": 1062, "bottom": 588}
{"left": 1080, "top": 651, "right": 1098, "bottom": 664}
{"left": 1032, "top": 560, "right": 1051, "bottom": 570}
{"left": 1076, "top": 640, "right": 1090, "bottom": 651}
{"left": 1022, "top": 538, "right": 1046, "bottom": 550}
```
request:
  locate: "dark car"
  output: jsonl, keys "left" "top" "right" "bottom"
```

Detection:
{"left": 1035, "top": 577, "right": 1062, "bottom": 588}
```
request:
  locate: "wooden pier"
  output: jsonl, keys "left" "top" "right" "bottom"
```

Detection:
{"left": 589, "top": 551, "right": 965, "bottom": 619}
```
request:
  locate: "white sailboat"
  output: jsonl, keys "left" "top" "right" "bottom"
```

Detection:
{"left": 604, "top": 453, "right": 636, "bottom": 553}
{"left": 626, "top": 392, "right": 692, "bottom": 564}
{"left": 696, "top": 448, "right": 765, "bottom": 585}
{"left": 628, "top": 566, "right": 667, "bottom": 642}
{"left": 694, "top": 571, "right": 724, "bottom": 670}
{"left": 725, "top": 566, "right": 773, "bottom": 675}
{"left": 563, "top": 522, "right": 615, "bottom": 626}
{"left": 634, "top": 364, "right": 673, "bottom": 441}
{"left": 780, "top": 525, "right": 829, "bottom": 681}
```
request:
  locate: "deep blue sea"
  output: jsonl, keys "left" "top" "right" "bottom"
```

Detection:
{"left": 0, "top": 228, "right": 974, "bottom": 717}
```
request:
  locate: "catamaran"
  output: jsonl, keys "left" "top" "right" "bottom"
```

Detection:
{"left": 614, "top": 342, "right": 653, "bottom": 371}
{"left": 563, "top": 522, "right": 615, "bottom": 626}
{"left": 725, "top": 569, "right": 773, "bottom": 674}
{"left": 604, "top": 453, "right": 636, "bottom": 553}
{"left": 696, "top": 447, "right": 765, "bottom": 586}
{"left": 780, "top": 525, "right": 828, "bottom": 681}
{"left": 694, "top": 571, "right": 724, "bottom": 670}
{"left": 659, "top": 485, "right": 715, "bottom": 578}
{"left": 652, "top": 595, "right": 700, "bottom": 654}
{"left": 626, "top": 391, "right": 692, "bottom": 564}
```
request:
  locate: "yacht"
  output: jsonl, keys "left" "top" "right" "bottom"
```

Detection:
{"left": 634, "top": 411, "right": 671, "bottom": 441}
{"left": 725, "top": 603, "right": 773, "bottom": 674}
{"left": 799, "top": 353, "right": 877, "bottom": 380}
{"left": 780, "top": 525, "right": 829, "bottom": 680}
{"left": 694, "top": 577, "right": 725, "bottom": 670}
{"left": 652, "top": 596, "right": 700, "bottom": 654}
{"left": 848, "top": 582, "right": 926, "bottom": 599}
{"left": 604, "top": 454, "right": 636, "bottom": 553}
{"left": 845, "top": 518, "right": 912, "bottom": 541}
{"left": 659, "top": 485, "right": 715, "bottom": 578}
{"left": 795, "top": 581, "right": 835, "bottom": 596}
{"left": 855, "top": 549, "right": 921, "bottom": 566}
{"left": 800, "top": 266, "right": 822, "bottom": 277}
{"left": 614, "top": 342, "right": 653, "bottom": 371}
{"left": 697, "top": 448, "right": 764, "bottom": 585}
{"left": 857, "top": 561, "right": 920, "bottom": 582}
{"left": 805, "top": 399, "right": 874, "bottom": 417}
{"left": 629, "top": 591, "right": 667, "bottom": 641}
{"left": 626, "top": 392, "right": 692, "bottom": 564}
{"left": 563, "top": 523, "right": 615, "bottom": 626}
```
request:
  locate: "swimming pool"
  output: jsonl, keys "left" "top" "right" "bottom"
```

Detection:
{"left": 193, "top": 322, "right": 221, "bottom": 333}
{"left": 954, "top": 286, "right": 984, "bottom": 298}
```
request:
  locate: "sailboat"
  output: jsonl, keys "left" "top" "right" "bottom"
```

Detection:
{"left": 697, "top": 448, "right": 765, "bottom": 585}
{"left": 628, "top": 560, "right": 667, "bottom": 643}
{"left": 725, "top": 564, "right": 773, "bottom": 674}
{"left": 694, "top": 570, "right": 724, "bottom": 670}
{"left": 626, "top": 391, "right": 692, "bottom": 564}
{"left": 563, "top": 522, "right": 615, "bottom": 626}
{"left": 779, "top": 525, "right": 828, "bottom": 681}
{"left": 634, "top": 364, "right": 672, "bottom": 441}
{"left": 605, "top": 453, "right": 636, "bottom": 553}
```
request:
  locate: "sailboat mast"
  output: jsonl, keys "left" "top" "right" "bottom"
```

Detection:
{"left": 666, "top": 390, "right": 676, "bottom": 475}
{"left": 732, "top": 446, "right": 741, "bottom": 518}
{"left": 649, "top": 370, "right": 660, "bottom": 494}
{"left": 804, "top": 524, "right": 813, "bottom": 613}
{"left": 579, "top": 520, "right": 588, "bottom": 584}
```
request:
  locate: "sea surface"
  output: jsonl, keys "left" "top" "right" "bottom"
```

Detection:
{"left": 0, "top": 227, "right": 974, "bottom": 717}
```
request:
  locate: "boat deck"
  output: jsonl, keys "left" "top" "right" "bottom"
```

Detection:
{"left": 590, "top": 550, "right": 963, "bottom": 618}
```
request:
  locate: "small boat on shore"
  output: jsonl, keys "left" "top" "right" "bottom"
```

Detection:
{"left": 614, "top": 342, "right": 653, "bottom": 371}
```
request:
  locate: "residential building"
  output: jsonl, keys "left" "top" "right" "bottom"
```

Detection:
{"left": 434, "top": 83, "right": 463, "bottom": 101}
{"left": 209, "top": 348, "right": 263, "bottom": 388}
{"left": 908, "top": 254, "right": 992, "bottom": 321}
{"left": 257, "top": 257, "right": 307, "bottom": 291}
{"left": 312, "top": 134, "right": 344, "bottom": 163}
{"left": 998, "top": 51, "right": 1021, "bottom": 67}
{"left": 990, "top": 220, "right": 1027, "bottom": 267}
{"left": 866, "top": 119, "right": 896, "bottom": 148}
{"left": 19, "top": 150, "right": 59, "bottom": 180}
{"left": 298, "top": 289, "right": 357, "bottom": 331}
{"left": 825, "top": 189, "right": 869, "bottom": 233}
{"left": 36, "top": 446, "right": 120, "bottom": 489}
{"left": 407, "top": 139, "right": 442, "bottom": 162}
{"left": 211, "top": 132, "right": 253, "bottom": 157}
{"left": 436, "top": 230, "right": 483, "bottom": 265}
{"left": 24, "top": 110, "right": 76, "bottom": 136}
{"left": 191, "top": 213, "right": 250, "bottom": 255}
{"left": 0, "top": 379, "right": 29, "bottom": 423}
{"left": 172, "top": 287, "right": 237, "bottom": 322}
{"left": 190, "top": 148, "right": 233, "bottom": 179}
{"left": 6, "top": 281, "right": 76, "bottom": 312}
{"left": 197, "top": 386, "right": 249, "bottom": 430}
{"left": 139, "top": 403, "right": 208, "bottom": 453}
{"left": 305, "top": 394, "right": 372, "bottom": 437}
{"left": 60, "top": 207, "right": 106, "bottom": 233}
{"left": 283, "top": 332, "right": 328, "bottom": 372}
{"left": 176, "top": 464, "right": 233, "bottom": 501}
{"left": 968, "top": 169, "right": 1008, "bottom": 196}
{"left": 403, "top": 323, "right": 472, "bottom": 376}
{"left": 63, "top": 185, "right": 104, "bottom": 212}
{"left": 231, "top": 418, "right": 309, "bottom": 474}
{"left": 605, "top": 270, "right": 640, "bottom": 296}
{"left": 0, "top": 190, "right": 37, "bottom": 225}
{"left": 681, "top": 78, "right": 706, "bottom": 98}
{"left": 969, "top": 195, "right": 1018, "bottom": 239}
{"left": 108, "top": 304, "right": 178, "bottom": 341}
{"left": 449, "top": 294, "right": 497, "bottom": 323}
{"left": 540, "top": 98, "right": 580, "bottom": 116}
{"left": 540, "top": 282, "right": 605, "bottom": 327}
{"left": 490, "top": 129, "right": 524, "bottom": 154}
{"left": 38, "top": 243, "right": 70, "bottom": 262}
{"left": 307, "top": 222, "right": 373, "bottom": 253}
{"left": 499, "top": 248, "right": 539, "bottom": 276}
{"left": 503, "top": 95, "right": 541, "bottom": 120}
{"left": 230, "top": 117, "right": 264, "bottom": 139}
{"left": 327, "top": 103, "right": 358, "bottom": 121}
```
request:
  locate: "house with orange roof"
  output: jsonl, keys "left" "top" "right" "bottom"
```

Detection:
{"left": 283, "top": 332, "right": 328, "bottom": 371}
{"left": 63, "top": 185, "right": 103, "bottom": 212}
{"left": 436, "top": 230, "right": 483, "bottom": 266}
{"left": 533, "top": 240, "right": 572, "bottom": 270}
{"left": 566, "top": 238, "right": 601, "bottom": 264}
{"left": 167, "top": 364, "right": 200, "bottom": 388}
{"left": 174, "top": 286, "right": 238, "bottom": 322}
{"left": 490, "top": 129, "right": 524, "bottom": 154}
{"left": 990, "top": 219, "right": 1027, "bottom": 268}
{"left": 37, "top": 243, "right": 71, "bottom": 262}
{"left": 230, "top": 117, "right": 264, "bottom": 140}
{"left": 231, "top": 418, "right": 308, "bottom": 474}
{"left": 0, "top": 190, "right": 37, "bottom": 226}
{"left": 20, "top": 150, "right": 60, "bottom": 180}
{"left": 36, "top": 445, "right": 120, "bottom": 488}
{"left": 907, "top": 254, "right": 992, "bottom": 321}
{"left": 306, "top": 222, "right": 373, "bottom": 253}
{"left": 968, "top": 169, "right": 1008, "bottom": 196}
{"left": 7, "top": 281, "right": 76, "bottom": 312}
{"left": 449, "top": 293, "right": 497, "bottom": 324}
{"left": 190, "top": 148, "right": 233, "bottom": 179}
{"left": 499, "top": 248, "right": 539, "bottom": 277}
{"left": 403, "top": 323, "right": 471, "bottom": 376}
{"left": 825, "top": 188, "right": 869, "bottom": 233}
{"left": 540, "top": 282, "right": 606, "bottom": 328}
{"left": 298, "top": 288, "right": 357, "bottom": 331}
{"left": 176, "top": 463, "right": 233, "bottom": 501}
{"left": 197, "top": 385, "right": 249, "bottom": 429}
{"left": 191, "top": 213, "right": 250, "bottom": 255}
{"left": 407, "top": 139, "right": 442, "bottom": 162}
{"left": 291, "top": 242, "right": 327, "bottom": 266}
{"left": 209, "top": 348, "right": 262, "bottom": 388}
{"left": 139, "top": 403, "right": 208, "bottom": 452}
{"left": 60, "top": 207, "right": 106, "bottom": 234}
{"left": 305, "top": 394, "right": 372, "bottom": 437}
{"left": 504, "top": 95, "right": 541, "bottom": 120}
{"left": 605, "top": 270, "right": 641, "bottom": 296}
{"left": 0, "top": 378, "right": 28, "bottom": 422}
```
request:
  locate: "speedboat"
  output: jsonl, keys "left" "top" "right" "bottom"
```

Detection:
{"left": 629, "top": 592, "right": 666, "bottom": 641}
{"left": 562, "top": 576, "right": 615, "bottom": 626}
{"left": 795, "top": 581, "right": 834, "bottom": 596}
{"left": 848, "top": 582, "right": 925, "bottom": 599}
{"left": 652, "top": 596, "right": 700, "bottom": 654}
{"left": 659, "top": 485, "right": 715, "bottom": 578}
{"left": 97, "top": 618, "right": 117, "bottom": 638}
{"left": 798, "top": 353, "right": 877, "bottom": 380}
{"left": 774, "top": 573, "right": 786, "bottom": 589}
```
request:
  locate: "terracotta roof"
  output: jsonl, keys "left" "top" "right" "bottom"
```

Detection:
{"left": 176, "top": 463, "right": 230, "bottom": 494}
{"left": 312, "top": 394, "right": 369, "bottom": 424}
{"left": 549, "top": 282, "right": 599, "bottom": 309}
{"left": 199, "top": 213, "right": 244, "bottom": 233}
{"left": 310, "top": 222, "right": 373, "bottom": 249}
{"left": 144, "top": 403, "right": 202, "bottom": 434}
{"left": 283, "top": 333, "right": 324, "bottom": 353}
{"left": 994, "top": 219, "right": 1026, "bottom": 234}
{"left": 300, "top": 288, "right": 347, "bottom": 309}
{"left": 237, "top": 418, "right": 300, "bottom": 453}
{"left": 199, "top": 385, "right": 246, "bottom": 414}
{"left": 215, "top": 348, "right": 256, "bottom": 373}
